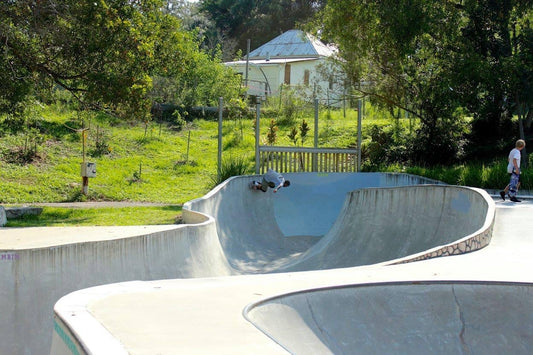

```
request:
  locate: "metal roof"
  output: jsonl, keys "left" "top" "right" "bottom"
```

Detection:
{"left": 225, "top": 57, "right": 319, "bottom": 67}
{"left": 248, "top": 29, "right": 335, "bottom": 60}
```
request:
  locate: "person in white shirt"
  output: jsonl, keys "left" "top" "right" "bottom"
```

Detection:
{"left": 250, "top": 169, "right": 290, "bottom": 193}
{"left": 500, "top": 139, "right": 526, "bottom": 202}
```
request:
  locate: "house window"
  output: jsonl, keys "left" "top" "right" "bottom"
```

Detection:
{"left": 284, "top": 64, "right": 291, "bottom": 85}
{"left": 304, "top": 70, "right": 310, "bottom": 86}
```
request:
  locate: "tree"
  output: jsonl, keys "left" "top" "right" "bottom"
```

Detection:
{"left": 1, "top": 0, "right": 170, "bottom": 118}
{"left": 199, "top": 0, "right": 326, "bottom": 60}
{"left": 149, "top": 8, "right": 243, "bottom": 108}
{"left": 319, "top": 0, "right": 467, "bottom": 164}
{"left": 318, "top": 0, "right": 533, "bottom": 164}
{"left": 0, "top": 0, "right": 243, "bottom": 119}
{"left": 456, "top": 0, "right": 533, "bottom": 159}
{"left": 511, "top": 10, "right": 533, "bottom": 165}
{"left": 163, "top": 0, "right": 222, "bottom": 57}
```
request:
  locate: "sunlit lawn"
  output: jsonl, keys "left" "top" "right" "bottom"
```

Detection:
{"left": 5, "top": 206, "right": 183, "bottom": 227}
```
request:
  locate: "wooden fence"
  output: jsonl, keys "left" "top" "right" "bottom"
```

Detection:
{"left": 257, "top": 146, "right": 358, "bottom": 174}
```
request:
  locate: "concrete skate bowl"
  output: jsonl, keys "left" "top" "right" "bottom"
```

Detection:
{"left": 46, "top": 173, "right": 495, "bottom": 354}
{"left": 183, "top": 172, "right": 495, "bottom": 273}
{"left": 244, "top": 281, "right": 533, "bottom": 354}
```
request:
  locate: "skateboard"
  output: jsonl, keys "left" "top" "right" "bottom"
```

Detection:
{"left": 249, "top": 180, "right": 266, "bottom": 192}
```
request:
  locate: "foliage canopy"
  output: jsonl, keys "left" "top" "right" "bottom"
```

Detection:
{"left": 0, "top": 0, "right": 242, "bottom": 119}
{"left": 199, "top": 0, "right": 326, "bottom": 59}
{"left": 318, "top": 0, "right": 533, "bottom": 164}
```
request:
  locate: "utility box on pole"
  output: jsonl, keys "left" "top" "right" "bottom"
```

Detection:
{"left": 81, "top": 162, "right": 96, "bottom": 178}
{"left": 81, "top": 162, "right": 96, "bottom": 195}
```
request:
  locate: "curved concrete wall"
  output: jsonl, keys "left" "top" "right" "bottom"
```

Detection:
{"left": 0, "top": 222, "right": 232, "bottom": 355}
{"left": 48, "top": 173, "right": 496, "bottom": 354}
{"left": 185, "top": 172, "right": 442, "bottom": 238}
{"left": 283, "top": 185, "right": 495, "bottom": 271}
{"left": 245, "top": 281, "right": 533, "bottom": 354}
{"left": 183, "top": 172, "right": 444, "bottom": 272}
{"left": 184, "top": 174, "right": 493, "bottom": 272}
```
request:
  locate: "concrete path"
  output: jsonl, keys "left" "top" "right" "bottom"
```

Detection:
{"left": 48, "top": 173, "right": 533, "bottom": 354}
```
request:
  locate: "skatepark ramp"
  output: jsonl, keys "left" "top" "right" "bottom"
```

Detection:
{"left": 184, "top": 173, "right": 494, "bottom": 272}
{"left": 245, "top": 281, "right": 533, "bottom": 354}
{"left": 0, "top": 224, "right": 234, "bottom": 355}
{"left": 281, "top": 185, "right": 494, "bottom": 271}
{"left": 0, "top": 172, "right": 496, "bottom": 354}
{"left": 46, "top": 172, "right": 529, "bottom": 355}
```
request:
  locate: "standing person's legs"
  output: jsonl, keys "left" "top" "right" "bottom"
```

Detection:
{"left": 500, "top": 186, "right": 507, "bottom": 200}
{"left": 500, "top": 177, "right": 510, "bottom": 200}
{"left": 508, "top": 172, "right": 521, "bottom": 202}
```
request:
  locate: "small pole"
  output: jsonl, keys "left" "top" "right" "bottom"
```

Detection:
{"left": 218, "top": 97, "right": 223, "bottom": 178}
{"left": 314, "top": 98, "right": 319, "bottom": 149}
{"left": 343, "top": 85, "right": 346, "bottom": 118}
{"left": 81, "top": 128, "right": 89, "bottom": 195}
{"left": 313, "top": 98, "right": 319, "bottom": 171}
{"left": 279, "top": 84, "right": 283, "bottom": 110}
{"left": 245, "top": 39, "right": 250, "bottom": 100}
{"left": 357, "top": 99, "right": 362, "bottom": 172}
{"left": 186, "top": 129, "right": 191, "bottom": 163}
{"left": 255, "top": 102, "right": 261, "bottom": 174}
{"left": 82, "top": 128, "right": 86, "bottom": 164}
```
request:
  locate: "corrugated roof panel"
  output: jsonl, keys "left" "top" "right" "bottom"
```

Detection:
{"left": 225, "top": 58, "right": 319, "bottom": 66}
{"left": 248, "top": 29, "right": 335, "bottom": 59}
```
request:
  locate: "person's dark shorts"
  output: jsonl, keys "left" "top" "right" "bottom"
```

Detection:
{"left": 260, "top": 177, "right": 269, "bottom": 192}
{"left": 260, "top": 177, "right": 276, "bottom": 192}
{"left": 509, "top": 172, "right": 521, "bottom": 183}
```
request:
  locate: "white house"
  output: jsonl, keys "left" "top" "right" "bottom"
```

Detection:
{"left": 225, "top": 29, "right": 346, "bottom": 106}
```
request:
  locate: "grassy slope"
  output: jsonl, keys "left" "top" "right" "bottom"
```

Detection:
{"left": 0, "top": 104, "right": 365, "bottom": 206}
{"left": 1, "top": 103, "right": 530, "bottom": 227}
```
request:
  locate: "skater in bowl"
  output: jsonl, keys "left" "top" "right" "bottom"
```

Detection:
{"left": 250, "top": 169, "right": 290, "bottom": 193}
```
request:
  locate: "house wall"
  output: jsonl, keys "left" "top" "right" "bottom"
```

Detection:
{"left": 227, "top": 59, "right": 345, "bottom": 106}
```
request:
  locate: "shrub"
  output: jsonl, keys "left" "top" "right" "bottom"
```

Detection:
{"left": 288, "top": 126, "right": 298, "bottom": 146}
{"left": 266, "top": 119, "right": 278, "bottom": 145}
{"left": 299, "top": 119, "right": 310, "bottom": 146}
{"left": 1, "top": 129, "right": 44, "bottom": 164}
{"left": 210, "top": 156, "right": 252, "bottom": 187}
{"left": 171, "top": 110, "right": 187, "bottom": 131}
{"left": 89, "top": 126, "right": 111, "bottom": 157}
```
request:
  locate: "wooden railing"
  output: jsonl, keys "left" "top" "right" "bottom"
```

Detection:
{"left": 257, "top": 146, "right": 358, "bottom": 174}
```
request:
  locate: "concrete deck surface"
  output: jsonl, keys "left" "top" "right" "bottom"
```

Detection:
{"left": 47, "top": 173, "right": 533, "bottom": 355}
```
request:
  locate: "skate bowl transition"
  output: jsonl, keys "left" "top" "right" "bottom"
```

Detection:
{"left": 182, "top": 173, "right": 494, "bottom": 272}
{"left": 245, "top": 281, "right": 533, "bottom": 354}
{"left": 43, "top": 172, "right": 530, "bottom": 355}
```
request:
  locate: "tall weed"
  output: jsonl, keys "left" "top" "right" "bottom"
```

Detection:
{"left": 210, "top": 156, "right": 252, "bottom": 187}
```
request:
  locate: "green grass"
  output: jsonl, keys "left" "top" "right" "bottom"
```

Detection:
{"left": 1, "top": 102, "right": 529, "bottom": 227}
{"left": 0, "top": 103, "right": 368, "bottom": 205}
{"left": 1, "top": 103, "right": 368, "bottom": 226}
{"left": 5, "top": 206, "right": 182, "bottom": 227}
{"left": 377, "top": 160, "right": 533, "bottom": 190}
